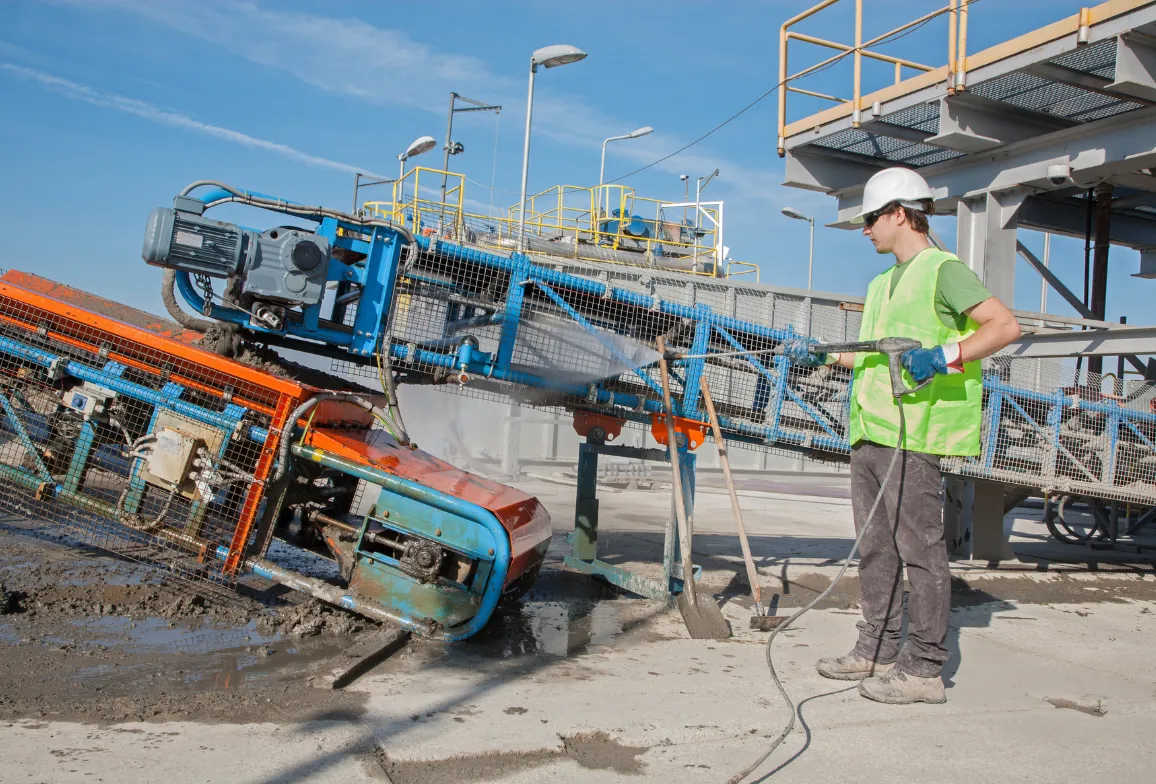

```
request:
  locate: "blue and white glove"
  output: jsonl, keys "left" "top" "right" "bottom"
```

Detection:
{"left": 900, "top": 343, "right": 964, "bottom": 383}
{"left": 781, "top": 337, "right": 838, "bottom": 368}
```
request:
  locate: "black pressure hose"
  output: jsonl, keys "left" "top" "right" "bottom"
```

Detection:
{"left": 273, "top": 391, "right": 405, "bottom": 482}
{"left": 729, "top": 403, "right": 908, "bottom": 783}
{"left": 176, "top": 179, "right": 418, "bottom": 251}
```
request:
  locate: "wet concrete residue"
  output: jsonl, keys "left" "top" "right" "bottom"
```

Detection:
{"left": 1046, "top": 697, "right": 1107, "bottom": 717}
{"left": 0, "top": 518, "right": 369, "bottom": 725}
{"left": 376, "top": 731, "right": 649, "bottom": 783}
{"left": 392, "top": 567, "right": 672, "bottom": 673}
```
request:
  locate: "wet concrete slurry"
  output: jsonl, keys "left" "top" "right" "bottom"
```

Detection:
{"left": 2, "top": 476, "right": 1156, "bottom": 781}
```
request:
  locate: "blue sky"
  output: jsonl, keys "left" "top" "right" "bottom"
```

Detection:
{"left": 0, "top": 0, "right": 1149, "bottom": 328}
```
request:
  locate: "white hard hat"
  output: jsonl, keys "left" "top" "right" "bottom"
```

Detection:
{"left": 851, "top": 167, "right": 933, "bottom": 224}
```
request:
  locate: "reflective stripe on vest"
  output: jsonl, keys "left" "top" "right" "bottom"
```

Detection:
{"left": 849, "top": 248, "right": 983, "bottom": 456}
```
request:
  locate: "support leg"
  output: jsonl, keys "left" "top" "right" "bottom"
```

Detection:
{"left": 572, "top": 440, "right": 599, "bottom": 562}
{"left": 665, "top": 446, "right": 697, "bottom": 594}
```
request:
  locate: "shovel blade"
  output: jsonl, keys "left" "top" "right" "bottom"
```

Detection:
{"left": 676, "top": 592, "right": 731, "bottom": 639}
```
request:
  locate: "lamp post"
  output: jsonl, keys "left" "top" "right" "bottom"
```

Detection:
{"left": 350, "top": 136, "right": 436, "bottom": 214}
{"left": 599, "top": 126, "right": 653, "bottom": 186}
{"left": 597, "top": 126, "right": 652, "bottom": 218}
{"left": 517, "top": 44, "right": 588, "bottom": 250}
{"left": 782, "top": 206, "right": 816, "bottom": 333}
{"left": 693, "top": 169, "right": 719, "bottom": 272}
{"left": 398, "top": 135, "right": 437, "bottom": 180}
{"left": 440, "top": 92, "right": 501, "bottom": 207}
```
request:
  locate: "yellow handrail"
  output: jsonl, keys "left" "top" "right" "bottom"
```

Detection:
{"left": 777, "top": 0, "right": 963, "bottom": 153}
{"left": 726, "top": 261, "right": 761, "bottom": 283}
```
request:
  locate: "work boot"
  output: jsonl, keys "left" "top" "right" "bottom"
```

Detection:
{"left": 815, "top": 652, "right": 894, "bottom": 681}
{"left": 858, "top": 667, "right": 946, "bottom": 704}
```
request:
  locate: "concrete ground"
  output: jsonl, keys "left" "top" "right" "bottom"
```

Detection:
{"left": 3, "top": 475, "right": 1156, "bottom": 783}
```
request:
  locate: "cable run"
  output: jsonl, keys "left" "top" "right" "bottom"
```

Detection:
{"left": 606, "top": 3, "right": 974, "bottom": 185}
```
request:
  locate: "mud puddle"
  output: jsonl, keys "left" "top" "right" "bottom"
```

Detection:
{"left": 385, "top": 565, "right": 674, "bottom": 675}
{"left": 377, "top": 730, "right": 649, "bottom": 783}
{"left": 0, "top": 519, "right": 369, "bottom": 724}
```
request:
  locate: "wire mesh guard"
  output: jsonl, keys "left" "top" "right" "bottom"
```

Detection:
{"left": 0, "top": 275, "right": 302, "bottom": 588}
{"left": 332, "top": 224, "right": 1156, "bottom": 515}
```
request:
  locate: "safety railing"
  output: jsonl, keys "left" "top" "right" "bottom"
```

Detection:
{"left": 509, "top": 183, "right": 720, "bottom": 265}
{"left": 777, "top": 0, "right": 971, "bottom": 153}
{"left": 725, "top": 260, "right": 761, "bottom": 283}
{"left": 364, "top": 168, "right": 731, "bottom": 277}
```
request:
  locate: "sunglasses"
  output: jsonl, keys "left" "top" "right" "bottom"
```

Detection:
{"left": 863, "top": 207, "right": 890, "bottom": 229}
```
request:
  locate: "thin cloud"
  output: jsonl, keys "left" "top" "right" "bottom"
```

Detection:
{"left": 0, "top": 63, "right": 385, "bottom": 177}
{"left": 53, "top": 0, "right": 784, "bottom": 203}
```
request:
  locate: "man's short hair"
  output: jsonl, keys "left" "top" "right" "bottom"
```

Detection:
{"left": 878, "top": 200, "right": 932, "bottom": 234}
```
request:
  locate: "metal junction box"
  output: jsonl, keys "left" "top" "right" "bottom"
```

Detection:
{"left": 141, "top": 411, "right": 226, "bottom": 499}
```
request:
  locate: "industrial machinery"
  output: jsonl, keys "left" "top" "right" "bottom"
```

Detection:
{"left": 137, "top": 177, "right": 1156, "bottom": 605}
{"left": 0, "top": 270, "right": 550, "bottom": 640}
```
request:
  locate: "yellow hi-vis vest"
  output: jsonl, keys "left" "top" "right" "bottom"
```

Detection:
{"left": 849, "top": 248, "right": 983, "bottom": 456}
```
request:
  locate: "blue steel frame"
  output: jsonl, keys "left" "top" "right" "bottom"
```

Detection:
{"left": 166, "top": 185, "right": 1156, "bottom": 567}
{"left": 171, "top": 186, "right": 843, "bottom": 453}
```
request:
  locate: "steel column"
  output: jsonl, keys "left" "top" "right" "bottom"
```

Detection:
{"left": 956, "top": 190, "right": 1024, "bottom": 304}
{"left": 1089, "top": 182, "right": 1114, "bottom": 376}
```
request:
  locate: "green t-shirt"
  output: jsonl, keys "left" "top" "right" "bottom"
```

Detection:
{"left": 888, "top": 249, "right": 993, "bottom": 331}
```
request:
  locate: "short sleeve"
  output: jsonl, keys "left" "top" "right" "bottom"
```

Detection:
{"left": 936, "top": 260, "right": 993, "bottom": 318}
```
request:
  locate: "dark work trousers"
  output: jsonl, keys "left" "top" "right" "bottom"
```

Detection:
{"left": 849, "top": 440, "right": 951, "bottom": 678}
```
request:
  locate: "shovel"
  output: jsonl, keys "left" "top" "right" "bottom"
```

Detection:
{"left": 656, "top": 337, "right": 730, "bottom": 640}
{"left": 699, "top": 377, "right": 786, "bottom": 632}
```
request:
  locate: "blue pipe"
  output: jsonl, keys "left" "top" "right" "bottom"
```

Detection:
{"left": 290, "top": 443, "right": 510, "bottom": 642}
{"left": 193, "top": 187, "right": 303, "bottom": 211}
{"left": 0, "top": 334, "right": 266, "bottom": 444}
{"left": 986, "top": 377, "right": 1156, "bottom": 424}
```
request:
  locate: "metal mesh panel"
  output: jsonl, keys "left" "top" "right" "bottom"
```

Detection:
{"left": 879, "top": 102, "right": 939, "bottom": 133}
{"left": 0, "top": 280, "right": 300, "bottom": 588}
{"left": 810, "top": 129, "right": 966, "bottom": 167}
{"left": 970, "top": 71, "right": 1143, "bottom": 121}
{"left": 944, "top": 359, "right": 1156, "bottom": 507}
{"left": 1049, "top": 37, "right": 1117, "bottom": 78}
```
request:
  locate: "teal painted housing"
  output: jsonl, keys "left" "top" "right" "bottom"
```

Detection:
{"left": 350, "top": 485, "right": 498, "bottom": 631}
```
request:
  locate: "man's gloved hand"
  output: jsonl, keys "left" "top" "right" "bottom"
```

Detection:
{"left": 781, "top": 337, "right": 830, "bottom": 368}
{"left": 900, "top": 343, "right": 963, "bottom": 383}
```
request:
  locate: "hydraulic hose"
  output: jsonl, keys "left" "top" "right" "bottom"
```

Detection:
{"left": 273, "top": 391, "right": 403, "bottom": 482}
{"left": 729, "top": 403, "right": 908, "bottom": 783}
{"left": 378, "top": 348, "right": 408, "bottom": 442}
{"left": 178, "top": 180, "right": 418, "bottom": 251}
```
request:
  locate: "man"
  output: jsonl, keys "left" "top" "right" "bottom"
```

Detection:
{"left": 783, "top": 167, "right": 1021, "bottom": 705}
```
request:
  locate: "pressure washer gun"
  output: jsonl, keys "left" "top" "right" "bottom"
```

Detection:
{"left": 809, "top": 336, "right": 933, "bottom": 398}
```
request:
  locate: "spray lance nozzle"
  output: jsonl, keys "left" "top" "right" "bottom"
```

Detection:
{"left": 810, "top": 336, "right": 931, "bottom": 398}
{"left": 660, "top": 337, "right": 930, "bottom": 399}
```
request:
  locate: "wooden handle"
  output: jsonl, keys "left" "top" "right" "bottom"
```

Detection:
{"left": 700, "top": 377, "right": 761, "bottom": 608}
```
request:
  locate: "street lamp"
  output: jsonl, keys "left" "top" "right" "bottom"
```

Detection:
{"left": 782, "top": 206, "right": 816, "bottom": 332}
{"left": 517, "top": 44, "right": 588, "bottom": 250}
{"left": 399, "top": 135, "right": 437, "bottom": 179}
{"left": 599, "top": 126, "right": 653, "bottom": 186}
{"left": 781, "top": 207, "right": 815, "bottom": 290}
{"left": 350, "top": 135, "right": 436, "bottom": 214}
{"left": 597, "top": 126, "right": 653, "bottom": 219}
